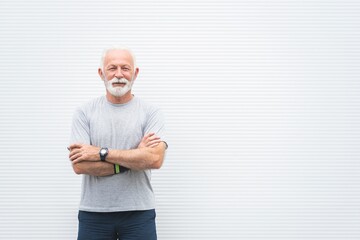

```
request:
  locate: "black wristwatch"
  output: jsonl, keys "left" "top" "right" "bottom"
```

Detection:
{"left": 99, "top": 147, "right": 109, "bottom": 161}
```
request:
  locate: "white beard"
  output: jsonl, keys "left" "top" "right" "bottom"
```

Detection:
{"left": 104, "top": 77, "right": 133, "bottom": 97}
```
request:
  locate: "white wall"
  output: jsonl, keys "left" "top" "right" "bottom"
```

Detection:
{"left": 0, "top": 0, "right": 359, "bottom": 239}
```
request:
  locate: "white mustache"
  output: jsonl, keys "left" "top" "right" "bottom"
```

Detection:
{"left": 108, "top": 78, "right": 129, "bottom": 84}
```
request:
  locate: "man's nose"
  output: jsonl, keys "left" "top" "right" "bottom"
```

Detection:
{"left": 115, "top": 67, "right": 124, "bottom": 78}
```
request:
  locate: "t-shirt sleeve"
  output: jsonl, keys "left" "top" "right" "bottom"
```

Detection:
{"left": 69, "top": 107, "right": 91, "bottom": 145}
{"left": 144, "top": 107, "right": 168, "bottom": 148}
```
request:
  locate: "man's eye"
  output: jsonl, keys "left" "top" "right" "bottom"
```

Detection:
{"left": 122, "top": 67, "right": 130, "bottom": 71}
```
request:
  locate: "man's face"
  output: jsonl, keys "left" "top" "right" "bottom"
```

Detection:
{"left": 99, "top": 50, "right": 138, "bottom": 97}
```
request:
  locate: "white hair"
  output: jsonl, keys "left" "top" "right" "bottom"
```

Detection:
{"left": 99, "top": 46, "right": 137, "bottom": 73}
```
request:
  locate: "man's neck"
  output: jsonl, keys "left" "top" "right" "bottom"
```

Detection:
{"left": 106, "top": 91, "right": 133, "bottom": 104}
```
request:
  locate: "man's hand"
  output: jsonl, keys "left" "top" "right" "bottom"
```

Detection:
{"left": 69, "top": 143, "right": 101, "bottom": 164}
{"left": 138, "top": 132, "right": 161, "bottom": 148}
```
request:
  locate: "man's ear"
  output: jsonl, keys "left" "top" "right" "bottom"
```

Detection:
{"left": 133, "top": 67, "right": 139, "bottom": 80}
{"left": 98, "top": 68, "right": 105, "bottom": 80}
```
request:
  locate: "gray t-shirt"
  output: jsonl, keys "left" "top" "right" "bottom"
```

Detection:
{"left": 69, "top": 95, "right": 166, "bottom": 212}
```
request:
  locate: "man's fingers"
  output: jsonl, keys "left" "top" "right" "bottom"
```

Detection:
{"left": 148, "top": 139, "right": 161, "bottom": 144}
{"left": 147, "top": 136, "right": 160, "bottom": 141}
{"left": 69, "top": 143, "right": 83, "bottom": 150}
{"left": 148, "top": 143, "right": 160, "bottom": 148}
{"left": 69, "top": 148, "right": 81, "bottom": 158}
{"left": 143, "top": 133, "right": 151, "bottom": 140}
{"left": 71, "top": 156, "right": 84, "bottom": 164}
{"left": 72, "top": 158, "right": 82, "bottom": 164}
{"left": 146, "top": 140, "right": 161, "bottom": 147}
{"left": 70, "top": 152, "right": 82, "bottom": 161}
{"left": 143, "top": 132, "right": 155, "bottom": 140}
{"left": 138, "top": 133, "right": 158, "bottom": 149}
{"left": 144, "top": 135, "right": 160, "bottom": 144}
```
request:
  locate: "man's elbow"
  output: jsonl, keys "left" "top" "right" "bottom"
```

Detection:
{"left": 148, "top": 143, "right": 166, "bottom": 169}
{"left": 72, "top": 163, "right": 84, "bottom": 175}
{"left": 152, "top": 161, "right": 163, "bottom": 169}
{"left": 152, "top": 155, "right": 165, "bottom": 169}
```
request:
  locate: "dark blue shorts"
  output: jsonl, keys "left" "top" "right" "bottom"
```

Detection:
{"left": 77, "top": 209, "right": 157, "bottom": 240}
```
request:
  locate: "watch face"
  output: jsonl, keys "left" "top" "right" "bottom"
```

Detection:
{"left": 100, "top": 149, "right": 106, "bottom": 155}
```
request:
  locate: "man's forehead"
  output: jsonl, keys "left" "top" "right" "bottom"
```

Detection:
{"left": 105, "top": 50, "right": 134, "bottom": 66}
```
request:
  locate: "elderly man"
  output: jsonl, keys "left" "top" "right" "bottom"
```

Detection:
{"left": 68, "top": 47, "right": 167, "bottom": 240}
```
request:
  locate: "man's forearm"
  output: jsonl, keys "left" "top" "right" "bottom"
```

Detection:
{"left": 106, "top": 142, "right": 166, "bottom": 171}
{"left": 69, "top": 140, "right": 166, "bottom": 171}
{"left": 72, "top": 161, "right": 115, "bottom": 176}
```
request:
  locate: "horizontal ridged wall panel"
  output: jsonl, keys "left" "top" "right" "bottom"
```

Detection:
{"left": 0, "top": 0, "right": 359, "bottom": 239}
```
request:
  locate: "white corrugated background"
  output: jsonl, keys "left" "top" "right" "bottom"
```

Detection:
{"left": 0, "top": 0, "right": 359, "bottom": 239}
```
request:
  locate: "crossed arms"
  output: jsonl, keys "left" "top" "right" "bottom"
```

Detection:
{"left": 68, "top": 133, "right": 167, "bottom": 177}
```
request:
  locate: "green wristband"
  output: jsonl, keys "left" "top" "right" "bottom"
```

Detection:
{"left": 114, "top": 164, "right": 120, "bottom": 174}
